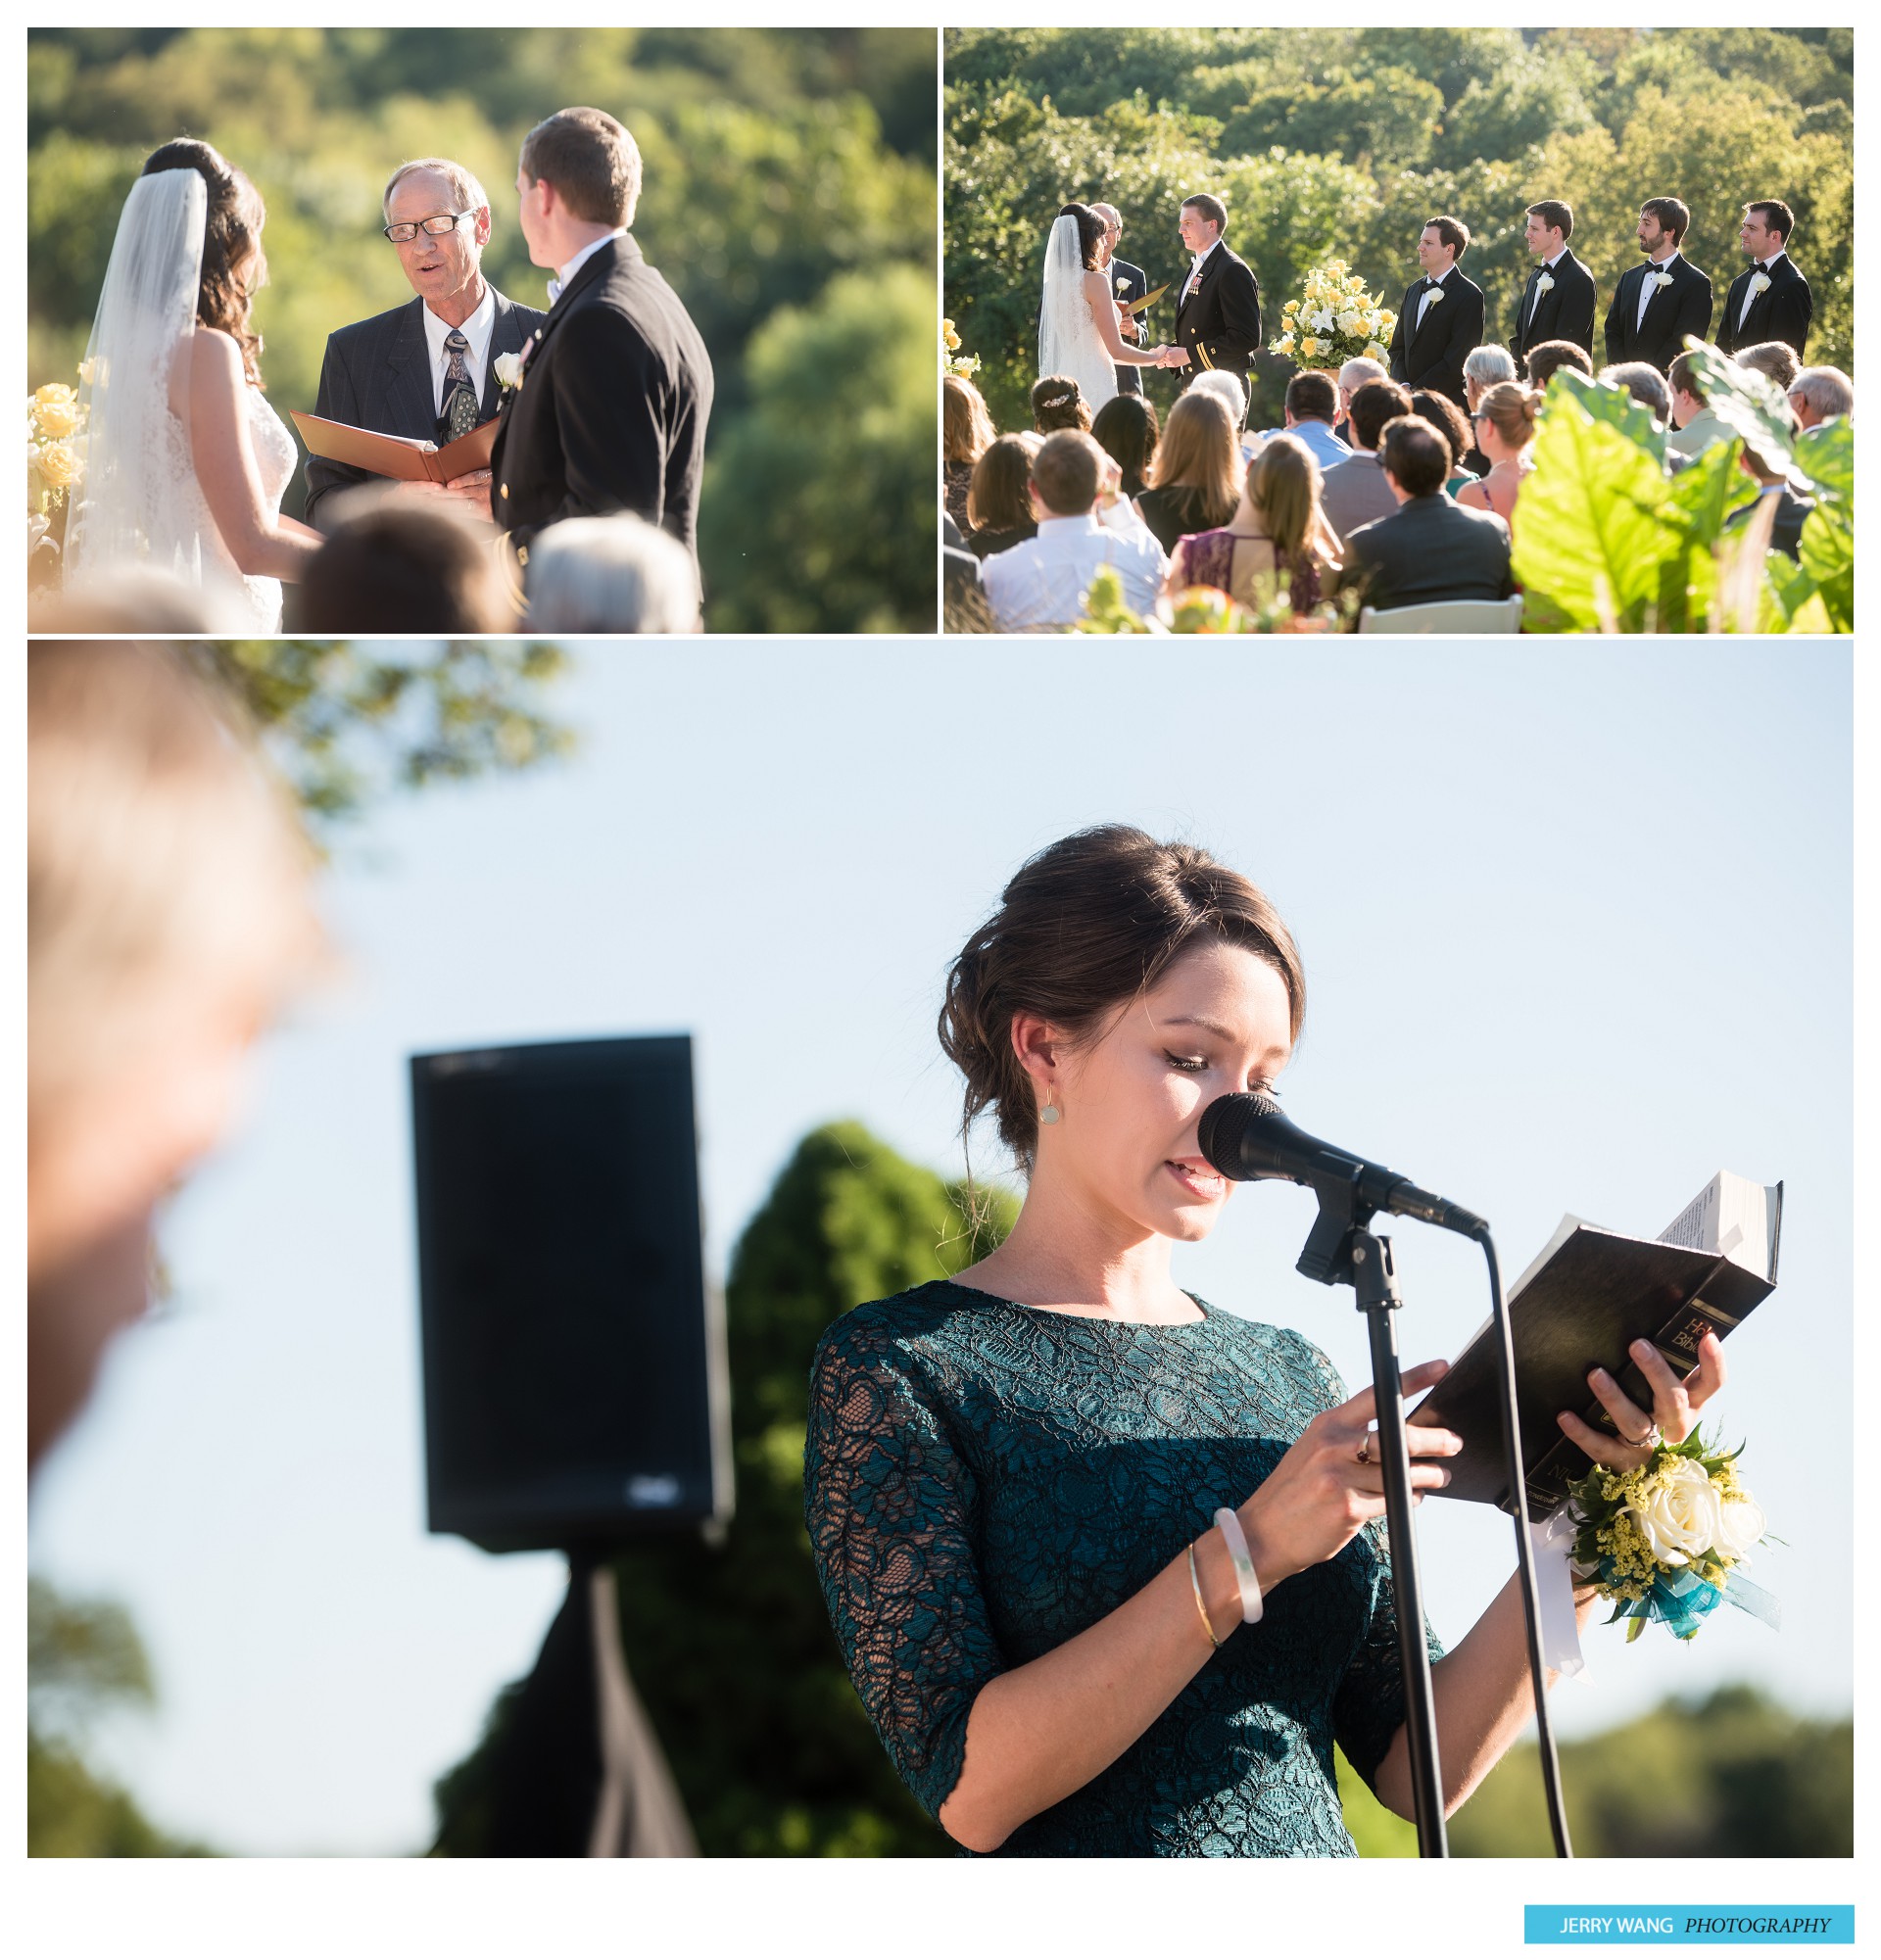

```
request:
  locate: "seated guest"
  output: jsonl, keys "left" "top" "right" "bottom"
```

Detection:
{"left": 1319, "top": 378, "right": 1411, "bottom": 542}
{"left": 1789, "top": 366, "right": 1853, "bottom": 430}
{"left": 1133, "top": 391, "right": 1242, "bottom": 554}
{"left": 1090, "top": 394, "right": 1160, "bottom": 499}
{"left": 1255, "top": 371, "right": 1351, "bottom": 472}
{"left": 1734, "top": 340, "right": 1801, "bottom": 395}
{"left": 292, "top": 495, "right": 517, "bottom": 632}
{"left": 1166, "top": 433, "right": 1342, "bottom": 614}
{"left": 524, "top": 512, "right": 701, "bottom": 633}
{"left": 944, "top": 374, "right": 996, "bottom": 534}
{"left": 1524, "top": 340, "right": 1593, "bottom": 392}
{"left": 1666, "top": 351, "right": 1734, "bottom": 456}
{"left": 1458, "top": 382, "right": 1540, "bottom": 530}
{"left": 1462, "top": 344, "right": 1518, "bottom": 472}
{"left": 1598, "top": 360, "right": 1673, "bottom": 427}
{"left": 29, "top": 569, "right": 220, "bottom": 636}
{"left": 965, "top": 433, "right": 1042, "bottom": 559}
{"left": 1188, "top": 369, "right": 1259, "bottom": 465}
{"left": 1725, "top": 445, "right": 1815, "bottom": 561}
{"left": 1033, "top": 374, "right": 1092, "bottom": 434}
{"left": 1334, "top": 355, "right": 1387, "bottom": 446}
{"left": 981, "top": 431, "right": 1167, "bottom": 632}
{"left": 1408, "top": 390, "right": 1479, "bottom": 496}
{"left": 1344, "top": 415, "right": 1515, "bottom": 613}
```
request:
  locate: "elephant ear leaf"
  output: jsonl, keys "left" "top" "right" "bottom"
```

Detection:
{"left": 1551, "top": 368, "right": 1666, "bottom": 465}
{"left": 1680, "top": 341, "right": 1801, "bottom": 474}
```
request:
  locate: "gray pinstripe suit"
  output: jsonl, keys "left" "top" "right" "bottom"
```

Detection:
{"left": 304, "top": 289, "right": 546, "bottom": 531}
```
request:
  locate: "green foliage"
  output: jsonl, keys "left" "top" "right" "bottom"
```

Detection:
{"left": 206, "top": 639, "right": 573, "bottom": 827}
{"left": 432, "top": 1122, "right": 1017, "bottom": 1858}
{"left": 28, "top": 27, "right": 938, "bottom": 631}
{"left": 946, "top": 28, "right": 1854, "bottom": 435}
{"left": 699, "top": 266, "right": 938, "bottom": 634}
{"left": 1449, "top": 1684, "right": 1853, "bottom": 1857}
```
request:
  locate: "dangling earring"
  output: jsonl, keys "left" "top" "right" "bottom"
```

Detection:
{"left": 1038, "top": 1094, "right": 1061, "bottom": 1127}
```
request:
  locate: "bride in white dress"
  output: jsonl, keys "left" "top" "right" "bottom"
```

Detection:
{"left": 64, "top": 140, "right": 320, "bottom": 631}
{"left": 1037, "top": 202, "right": 1173, "bottom": 416}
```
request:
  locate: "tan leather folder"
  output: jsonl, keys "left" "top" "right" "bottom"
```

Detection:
{"left": 290, "top": 410, "right": 500, "bottom": 484}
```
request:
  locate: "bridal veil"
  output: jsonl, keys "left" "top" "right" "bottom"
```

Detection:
{"left": 1037, "top": 213, "right": 1090, "bottom": 387}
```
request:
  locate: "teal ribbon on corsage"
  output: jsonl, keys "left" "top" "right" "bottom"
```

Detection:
{"left": 1602, "top": 1557, "right": 1785, "bottom": 1643}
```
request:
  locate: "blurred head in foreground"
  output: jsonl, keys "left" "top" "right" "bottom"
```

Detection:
{"left": 28, "top": 643, "right": 320, "bottom": 1469}
{"left": 292, "top": 494, "right": 518, "bottom": 634}
{"left": 524, "top": 512, "right": 701, "bottom": 633}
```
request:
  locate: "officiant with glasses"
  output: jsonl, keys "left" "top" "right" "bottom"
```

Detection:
{"left": 1089, "top": 204, "right": 1149, "bottom": 399}
{"left": 304, "top": 158, "right": 546, "bottom": 530}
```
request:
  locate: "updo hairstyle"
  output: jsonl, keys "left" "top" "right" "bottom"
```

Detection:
{"left": 940, "top": 825, "right": 1306, "bottom": 1175}
{"left": 1475, "top": 380, "right": 1542, "bottom": 450}
{"left": 1032, "top": 373, "right": 1091, "bottom": 434}
{"left": 141, "top": 138, "right": 268, "bottom": 385}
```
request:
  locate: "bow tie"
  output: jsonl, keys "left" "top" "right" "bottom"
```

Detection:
{"left": 1754, "top": 261, "right": 1768, "bottom": 273}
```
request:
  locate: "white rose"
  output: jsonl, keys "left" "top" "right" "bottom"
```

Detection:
{"left": 493, "top": 351, "right": 525, "bottom": 391}
{"left": 1337, "top": 310, "right": 1363, "bottom": 335}
{"left": 1712, "top": 1494, "right": 1766, "bottom": 1562}
{"left": 1536, "top": 271, "right": 1556, "bottom": 294}
{"left": 1627, "top": 1458, "right": 1724, "bottom": 1566}
{"left": 1749, "top": 271, "right": 1772, "bottom": 298}
{"left": 1653, "top": 271, "right": 1674, "bottom": 289}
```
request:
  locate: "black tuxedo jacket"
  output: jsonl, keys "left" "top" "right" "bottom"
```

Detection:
{"left": 1386, "top": 266, "right": 1486, "bottom": 406}
{"left": 1343, "top": 493, "right": 1515, "bottom": 612}
{"left": 1511, "top": 251, "right": 1597, "bottom": 370}
{"left": 1176, "top": 243, "right": 1262, "bottom": 388}
{"left": 1604, "top": 255, "right": 1713, "bottom": 373}
{"left": 1108, "top": 255, "right": 1149, "bottom": 398}
{"left": 1718, "top": 254, "right": 1812, "bottom": 360}
{"left": 489, "top": 233, "right": 713, "bottom": 577}
{"left": 305, "top": 288, "right": 546, "bottom": 530}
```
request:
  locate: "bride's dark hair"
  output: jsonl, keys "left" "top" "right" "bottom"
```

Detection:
{"left": 142, "top": 139, "right": 267, "bottom": 387}
{"left": 1058, "top": 202, "right": 1107, "bottom": 273}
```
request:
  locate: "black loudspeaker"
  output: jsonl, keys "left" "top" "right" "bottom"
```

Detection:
{"left": 410, "top": 1034, "right": 731, "bottom": 1554}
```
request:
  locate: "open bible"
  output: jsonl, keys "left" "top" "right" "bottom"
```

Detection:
{"left": 290, "top": 410, "right": 499, "bottom": 485}
{"left": 1407, "top": 1171, "right": 1782, "bottom": 1520}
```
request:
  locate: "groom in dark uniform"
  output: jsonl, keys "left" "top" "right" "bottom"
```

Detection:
{"left": 491, "top": 106, "right": 713, "bottom": 585}
{"left": 1718, "top": 199, "right": 1812, "bottom": 360}
{"left": 1603, "top": 196, "right": 1713, "bottom": 374}
{"left": 1090, "top": 203, "right": 1148, "bottom": 399}
{"left": 304, "top": 159, "right": 545, "bottom": 531}
{"left": 1168, "top": 193, "right": 1262, "bottom": 412}
{"left": 1510, "top": 200, "right": 1598, "bottom": 376}
{"left": 1386, "top": 215, "right": 1485, "bottom": 407}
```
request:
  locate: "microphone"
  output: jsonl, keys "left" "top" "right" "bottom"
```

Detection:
{"left": 1197, "top": 1092, "right": 1487, "bottom": 1240}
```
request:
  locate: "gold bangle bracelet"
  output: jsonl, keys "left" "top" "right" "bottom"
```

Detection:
{"left": 1186, "top": 1540, "right": 1223, "bottom": 1651}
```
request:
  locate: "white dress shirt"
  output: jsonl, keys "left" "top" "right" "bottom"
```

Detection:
{"left": 1740, "top": 247, "right": 1786, "bottom": 330}
{"left": 421, "top": 286, "right": 496, "bottom": 417}
{"left": 1525, "top": 247, "right": 1568, "bottom": 326}
{"left": 981, "top": 512, "right": 1168, "bottom": 632}
{"left": 548, "top": 228, "right": 629, "bottom": 307}
{"left": 1417, "top": 267, "right": 1450, "bottom": 329}
{"left": 1638, "top": 252, "right": 1680, "bottom": 330}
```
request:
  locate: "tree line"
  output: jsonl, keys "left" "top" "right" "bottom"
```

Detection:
{"left": 944, "top": 28, "right": 1853, "bottom": 432}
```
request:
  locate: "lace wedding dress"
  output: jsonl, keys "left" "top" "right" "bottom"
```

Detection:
{"left": 1037, "top": 213, "right": 1118, "bottom": 415}
{"left": 65, "top": 167, "right": 295, "bottom": 632}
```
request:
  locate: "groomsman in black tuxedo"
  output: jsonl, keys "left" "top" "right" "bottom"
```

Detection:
{"left": 1604, "top": 197, "right": 1713, "bottom": 373}
{"left": 1168, "top": 193, "right": 1262, "bottom": 410}
{"left": 1090, "top": 203, "right": 1149, "bottom": 399}
{"left": 1510, "top": 200, "right": 1597, "bottom": 375}
{"left": 1386, "top": 215, "right": 1485, "bottom": 407}
{"left": 305, "top": 159, "right": 546, "bottom": 531}
{"left": 491, "top": 107, "right": 713, "bottom": 582}
{"left": 1718, "top": 200, "right": 1812, "bottom": 361}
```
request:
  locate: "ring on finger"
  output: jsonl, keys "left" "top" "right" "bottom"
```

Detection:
{"left": 1626, "top": 1419, "right": 1663, "bottom": 1449}
{"left": 1355, "top": 1430, "right": 1373, "bottom": 1466}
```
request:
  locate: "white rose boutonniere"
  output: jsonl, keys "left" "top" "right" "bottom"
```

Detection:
{"left": 1653, "top": 270, "right": 1675, "bottom": 289}
{"left": 1424, "top": 287, "right": 1443, "bottom": 305}
{"left": 493, "top": 351, "right": 525, "bottom": 394}
{"left": 1115, "top": 275, "right": 1129, "bottom": 295}
{"left": 1535, "top": 271, "right": 1556, "bottom": 295}
{"left": 1749, "top": 270, "right": 1772, "bottom": 299}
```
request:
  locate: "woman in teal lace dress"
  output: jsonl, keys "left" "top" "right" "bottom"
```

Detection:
{"left": 804, "top": 826, "right": 1725, "bottom": 1856}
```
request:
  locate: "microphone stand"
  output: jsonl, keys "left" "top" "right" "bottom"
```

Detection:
{"left": 1301, "top": 1192, "right": 1447, "bottom": 1855}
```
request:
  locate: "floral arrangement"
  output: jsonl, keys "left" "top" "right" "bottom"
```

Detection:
{"left": 1076, "top": 564, "right": 1351, "bottom": 635}
{"left": 1274, "top": 261, "right": 1393, "bottom": 371}
{"left": 28, "top": 373, "right": 88, "bottom": 562}
{"left": 1566, "top": 1429, "right": 1779, "bottom": 1643}
{"left": 942, "top": 318, "right": 981, "bottom": 380}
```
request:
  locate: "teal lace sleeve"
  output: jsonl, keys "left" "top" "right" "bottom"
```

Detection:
{"left": 804, "top": 1305, "right": 1007, "bottom": 1821}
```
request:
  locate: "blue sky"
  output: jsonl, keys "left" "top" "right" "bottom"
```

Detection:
{"left": 27, "top": 640, "right": 1853, "bottom": 1855}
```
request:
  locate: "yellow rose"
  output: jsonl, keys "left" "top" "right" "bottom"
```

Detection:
{"left": 1277, "top": 334, "right": 1296, "bottom": 354}
{"left": 34, "top": 382, "right": 77, "bottom": 409}
{"left": 1364, "top": 342, "right": 1387, "bottom": 362}
{"left": 943, "top": 325, "right": 960, "bottom": 351}
{"left": 1282, "top": 298, "right": 1299, "bottom": 315}
{"left": 37, "top": 439, "right": 79, "bottom": 489}
{"left": 35, "top": 398, "right": 79, "bottom": 439}
{"left": 1300, "top": 335, "right": 1323, "bottom": 359}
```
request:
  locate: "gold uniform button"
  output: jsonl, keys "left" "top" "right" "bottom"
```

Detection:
{"left": 517, "top": 546, "right": 528, "bottom": 567}
{"left": 501, "top": 484, "right": 509, "bottom": 499}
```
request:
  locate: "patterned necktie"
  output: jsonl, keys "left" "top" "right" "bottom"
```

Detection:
{"left": 442, "top": 328, "right": 479, "bottom": 441}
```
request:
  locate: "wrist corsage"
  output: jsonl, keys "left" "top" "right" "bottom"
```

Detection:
{"left": 1566, "top": 1430, "right": 1780, "bottom": 1643}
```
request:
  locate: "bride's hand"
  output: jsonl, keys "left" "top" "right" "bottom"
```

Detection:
{"left": 1557, "top": 1330, "right": 1725, "bottom": 1471}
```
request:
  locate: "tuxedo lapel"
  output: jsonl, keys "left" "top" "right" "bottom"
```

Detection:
{"left": 384, "top": 298, "right": 437, "bottom": 438}
{"left": 1519, "top": 268, "right": 1541, "bottom": 334}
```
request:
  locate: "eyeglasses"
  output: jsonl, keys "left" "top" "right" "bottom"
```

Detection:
{"left": 383, "top": 211, "right": 474, "bottom": 244}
